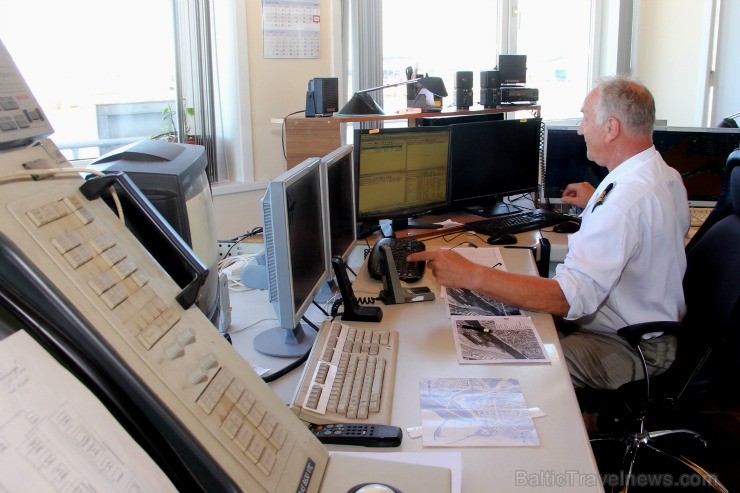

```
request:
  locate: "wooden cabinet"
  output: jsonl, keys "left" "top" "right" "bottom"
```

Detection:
{"left": 284, "top": 105, "right": 540, "bottom": 167}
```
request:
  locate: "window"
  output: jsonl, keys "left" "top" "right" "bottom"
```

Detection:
{"left": 381, "top": 0, "right": 501, "bottom": 115}
{"left": 0, "top": 0, "right": 178, "bottom": 160}
{"left": 353, "top": 0, "right": 596, "bottom": 120}
{"left": 0, "top": 0, "right": 252, "bottom": 184}
{"left": 511, "top": 0, "right": 594, "bottom": 120}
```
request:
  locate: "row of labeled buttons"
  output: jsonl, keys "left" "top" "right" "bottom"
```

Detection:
{"left": 197, "top": 368, "right": 287, "bottom": 475}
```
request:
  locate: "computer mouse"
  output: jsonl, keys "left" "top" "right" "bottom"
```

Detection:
{"left": 348, "top": 483, "right": 401, "bottom": 493}
{"left": 486, "top": 233, "right": 517, "bottom": 245}
{"left": 553, "top": 220, "right": 581, "bottom": 234}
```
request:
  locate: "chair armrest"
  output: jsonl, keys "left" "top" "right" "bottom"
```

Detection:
{"left": 617, "top": 321, "right": 682, "bottom": 348}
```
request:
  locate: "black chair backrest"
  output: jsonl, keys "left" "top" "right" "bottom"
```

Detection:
{"left": 681, "top": 166, "right": 740, "bottom": 390}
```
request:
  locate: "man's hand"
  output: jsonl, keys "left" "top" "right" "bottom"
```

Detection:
{"left": 561, "top": 182, "right": 595, "bottom": 209}
{"left": 406, "top": 250, "right": 482, "bottom": 290}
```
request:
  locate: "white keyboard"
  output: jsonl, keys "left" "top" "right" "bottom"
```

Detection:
{"left": 291, "top": 321, "right": 398, "bottom": 425}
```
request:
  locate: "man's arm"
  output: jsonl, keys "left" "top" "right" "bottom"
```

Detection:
{"left": 407, "top": 250, "right": 570, "bottom": 317}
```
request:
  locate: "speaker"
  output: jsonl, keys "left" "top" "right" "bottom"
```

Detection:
{"left": 498, "top": 55, "right": 527, "bottom": 85}
{"left": 455, "top": 89, "right": 473, "bottom": 110}
{"left": 455, "top": 71, "right": 474, "bottom": 90}
{"left": 479, "top": 88, "right": 500, "bottom": 108}
{"left": 480, "top": 70, "right": 501, "bottom": 89}
{"left": 305, "top": 77, "right": 338, "bottom": 117}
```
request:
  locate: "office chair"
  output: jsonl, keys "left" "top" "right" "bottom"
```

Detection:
{"left": 585, "top": 166, "right": 740, "bottom": 493}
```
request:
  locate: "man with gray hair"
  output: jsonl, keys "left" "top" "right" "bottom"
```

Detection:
{"left": 408, "top": 76, "right": 689, "bottom": 391}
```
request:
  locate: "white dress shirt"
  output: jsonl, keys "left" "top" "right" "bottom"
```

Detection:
{"left": 554, "top": 146, "right": 690, "bottom": 334}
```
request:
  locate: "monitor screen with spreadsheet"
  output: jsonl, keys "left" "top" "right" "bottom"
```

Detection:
{"left": 354, "top": 126, "right": 450, "bottom": 233}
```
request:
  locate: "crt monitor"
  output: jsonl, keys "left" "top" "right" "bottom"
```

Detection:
{"left": 90, "top": 140, "right": 225, "bottom": 333}
{"left": 541, "top": 124, "right": 608, "bottom": 205}
{"left": 259, "top": 157, "right": 328, "bottom": 357}
{"left": 321, "top": 145, "right": 357, "bottom": 264}
{"left": 354, "top": 126, "right": 450, "bottom": 235}
{"left": 448, "top": 118, "right": 542, "bottom": 216}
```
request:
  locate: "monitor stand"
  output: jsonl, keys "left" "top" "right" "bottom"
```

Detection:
{"left": 253, "top": 323, "right": 317, "bottom": 358}
{"left": 381, "top": 217, "right": 442, "bottom": 238}
{"left": 465, "top": 201, "right": 519, "bottom": 218}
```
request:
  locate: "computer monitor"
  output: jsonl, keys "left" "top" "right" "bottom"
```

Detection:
{"left": 653, "top": 126, "right": 740, "bottom": 207}
{"left": 259, "top": 157, "right": 327, "bottom": 357}
{"left": 448, "top": 118, "right": 542, "bottom": 216}
{"left": 542, "top": 125, "right": 740, "bottom": 207}
{"left": 90, "top": 140, "right": 226, "bottom": 333}
{"left": 541, "top": 125, "right": 608, "bottom": 205}
{"left": 354, "top": 126, "right": 450, "bottom": 236}
{"left": 321, "top": 145, "right": 357, "bottom": 264}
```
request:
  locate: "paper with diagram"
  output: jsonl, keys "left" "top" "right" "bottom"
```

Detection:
{"left": 0, "top": 331, "right": 176, "bottom": 492}
{"left": 441, "top": 247, "right": 522, "bottom": 317}
{"left": 451, "top": 316, "right": 550, "bottom": 364}
{"left": 419, "top": 377, "right": 539, "bottom": 447}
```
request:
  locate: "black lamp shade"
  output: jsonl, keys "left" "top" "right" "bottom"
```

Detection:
{"left": 337, "top": 92, "right": 385, "bottom": 116}
{"left": 337, "top": 76, "right": 448, "bottom": 116}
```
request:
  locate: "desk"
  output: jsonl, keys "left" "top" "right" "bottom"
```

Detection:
{"left": 229, "top": 235, "right": 602, "bottom": 492}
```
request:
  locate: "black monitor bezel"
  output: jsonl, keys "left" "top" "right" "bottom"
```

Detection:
{"left": 447, "top": 118, "right": 542, "bottom": 212}
{"left": 321, "top": 145, "right": 356, "bottom": 264}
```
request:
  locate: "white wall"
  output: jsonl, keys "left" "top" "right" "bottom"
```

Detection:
{"left": 212, "top": 0, "right": 341, "bottom": 239}
{"left": 633, "top": 0, "right": 713, "bottom": 126}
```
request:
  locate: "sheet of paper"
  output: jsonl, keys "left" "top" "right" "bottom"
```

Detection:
{"left": 0, "top": 331, "right": 176, "bottom": 492}
{"left": 451, "top": 316, "right": 551, "bottom": 364}
{"left": 439, "top": 247, "right": 523, "bottom": 316}
{"left": 419, "top": 377, "right": 539, "bottom": 447}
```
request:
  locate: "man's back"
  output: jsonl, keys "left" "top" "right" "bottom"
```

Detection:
{"left": 554, "top": 146, "right": 689, "bottom": 332}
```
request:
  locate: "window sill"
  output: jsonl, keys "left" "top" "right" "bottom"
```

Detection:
{"left": 211, "top": 180, "right": 268, "bottom": 197}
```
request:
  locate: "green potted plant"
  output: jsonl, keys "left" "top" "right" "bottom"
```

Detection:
{"left": 152, "top": 101, "right": 197, "bottom": 143}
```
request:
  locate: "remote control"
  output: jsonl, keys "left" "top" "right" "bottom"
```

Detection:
{"left": 309, "top": 423, "right": 403, "bottom": 447}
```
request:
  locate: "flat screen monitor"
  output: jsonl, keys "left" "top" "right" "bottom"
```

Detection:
{"left": 90, "top": 140, "right": 225, "bottom": 333}
{"left": 259, "top": 157, "right": 327, "bottom": 357}
{"left": 543, "top": 125, "right": 740, "bottom": 207}
{"left": 448, "top": 118, "right": 542, "bottom": 216}
{"left": 541, "top": 125, "right": 608, "bottom": 205}
{"left": 653, "top": 126, "right": 740, "bottom": 207}
{"left": 354, "top": 126, "right": 450, "bottom": 236}
{"left": 321, "top": 145, "right": 356, "bottom": 264}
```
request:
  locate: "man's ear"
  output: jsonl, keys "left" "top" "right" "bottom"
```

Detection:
{"left": 604, "top": 116, "right": 620, "bottom": 143}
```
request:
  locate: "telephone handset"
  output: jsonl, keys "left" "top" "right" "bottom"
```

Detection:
{"left": 331, "top": 256, "right": 383, "bottom": 322}
{"left": 80, "top": 171, "right": 208, "bottom": 309}
{"left": 377, "top": 244, "right": 435, "bottom": 305}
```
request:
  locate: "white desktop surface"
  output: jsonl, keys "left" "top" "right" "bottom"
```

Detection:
{"left": 229, "top": 237, "right": 603, "bottom": 492}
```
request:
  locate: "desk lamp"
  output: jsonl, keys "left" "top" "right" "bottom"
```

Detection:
{"left": 338, "top": 76, "right": 448, "bottom": 116}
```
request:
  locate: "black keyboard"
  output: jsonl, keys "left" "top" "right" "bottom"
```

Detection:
{"left": 367, "top": 237, "right": 426, "bottom": 282}
{"left": 465, "top": 209, "right": 572, "bottom": 236}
